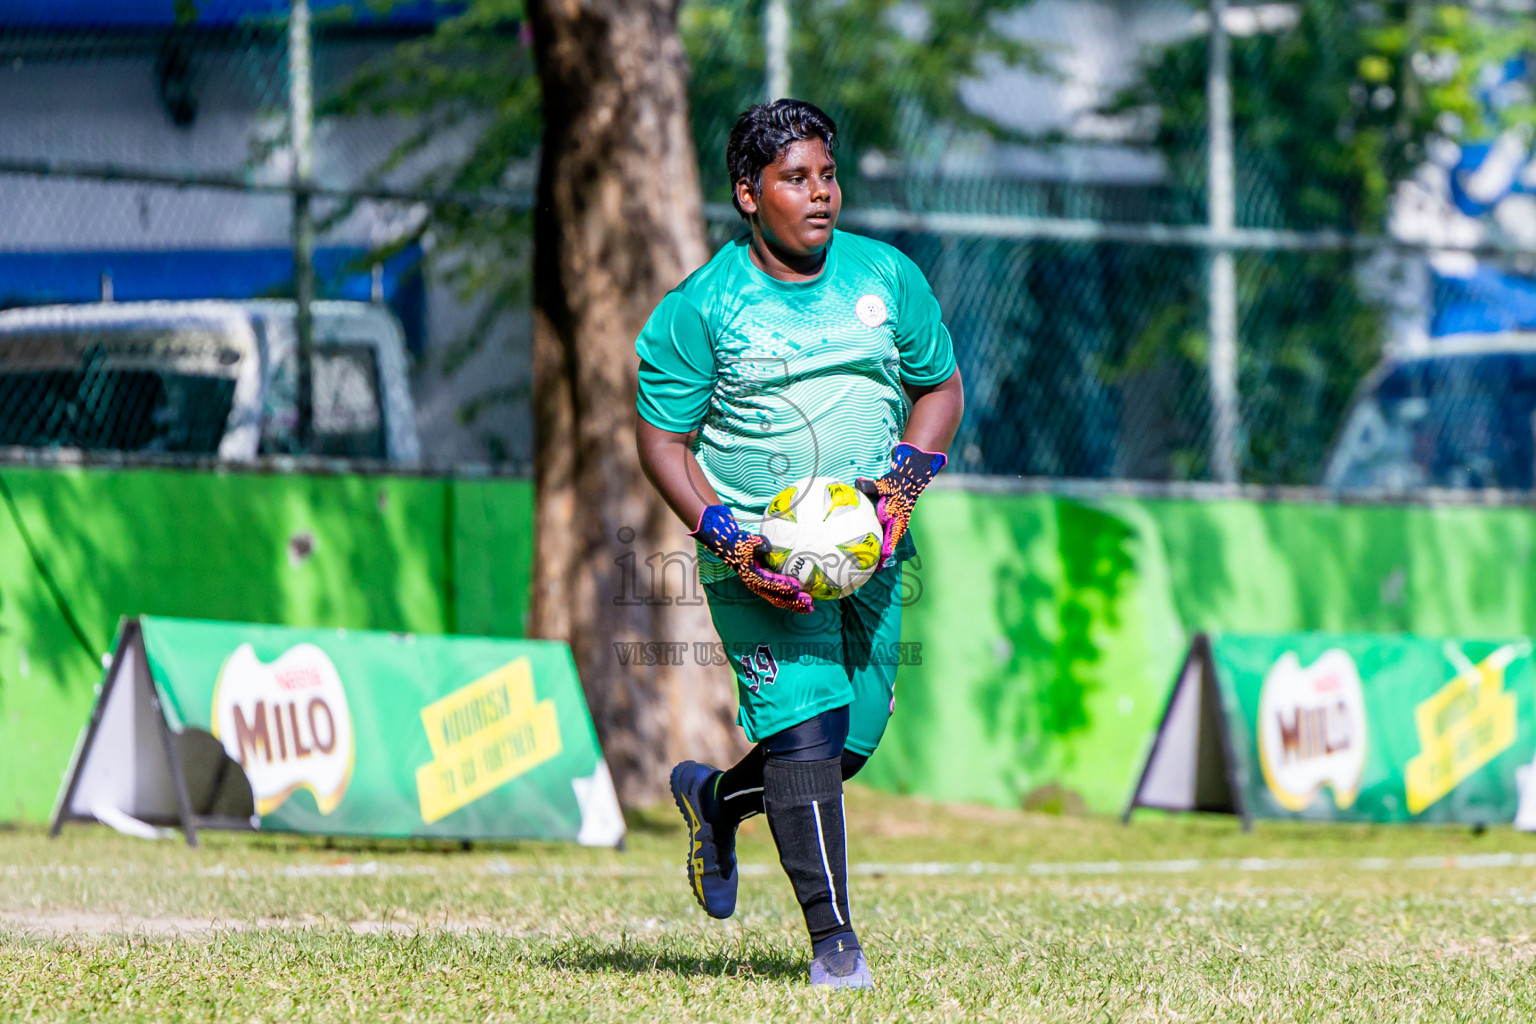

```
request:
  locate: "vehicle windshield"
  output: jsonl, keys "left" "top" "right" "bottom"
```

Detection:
{"left": 0, "top": 325, "right": 242, "bottom": 454}
{"left": 1327, "top": 351, "right": 1536, "bottom": 491}
{"left": 259, "top": 340, "right": 386, "bottom": 459}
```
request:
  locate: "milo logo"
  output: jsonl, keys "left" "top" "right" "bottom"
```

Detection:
{"left": 1257, "top": 649, "right": 1368, "bottom": 812}
{"left": 211, "top": 643, "right": 355, "bottom": 816}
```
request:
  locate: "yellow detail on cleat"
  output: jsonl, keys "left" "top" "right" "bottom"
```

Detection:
{"left": 678, "top": 789, "right": 707, "bottom": 904}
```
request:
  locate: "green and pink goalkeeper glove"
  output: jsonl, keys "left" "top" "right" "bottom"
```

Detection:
{"left": 691, "top": 505, "right": 814, "bottom": 614}
{"left": 857, "top": 442, "right": 948, "bottom": 564}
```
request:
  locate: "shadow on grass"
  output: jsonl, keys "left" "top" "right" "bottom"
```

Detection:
{"left": 536, "top": 942, "right": 804, "bottom": 980}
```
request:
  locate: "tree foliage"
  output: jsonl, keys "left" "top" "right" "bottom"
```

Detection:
{"left": 683, "top": 0, "right": 1034, "bottom": 205}
{"left": 320, "top": 2, "right": 539, "bottom": 387}
{"left": 1102, "top": 0, "right": 1534, "bottom": 484}
{"left": 321, "top": 0, "right": 1033, "bottom": 442}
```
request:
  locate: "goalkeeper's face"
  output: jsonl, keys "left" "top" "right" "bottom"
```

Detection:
{"left": 739, "top": 139, "right": 842, "bottom": 259}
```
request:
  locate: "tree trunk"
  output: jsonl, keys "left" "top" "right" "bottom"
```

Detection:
{"left": 527, "top": 0, "right": 744, "bottom": 805}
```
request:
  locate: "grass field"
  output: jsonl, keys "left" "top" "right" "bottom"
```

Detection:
{"left": 5, "top": 788, "right": 1536, "bottom": 1022}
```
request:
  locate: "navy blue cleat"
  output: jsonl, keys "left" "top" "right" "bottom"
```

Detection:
{"left": 810, "top": 943, "right": 874, "bottom": 989}
{"left": 670, "top": 760, "right": 738, "bottom": 919}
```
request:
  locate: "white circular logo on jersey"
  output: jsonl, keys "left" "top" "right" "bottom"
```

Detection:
{"left": 855, "top": 294, "right": 888, "bottom": 328}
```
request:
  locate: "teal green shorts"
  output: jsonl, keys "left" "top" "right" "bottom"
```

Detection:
{"left": 702, "top": 564, "right": 909, "bottom": 755}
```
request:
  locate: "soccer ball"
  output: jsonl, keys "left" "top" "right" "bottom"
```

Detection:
{"left": 759, "top": 476, "right": 884, "bottom": 600}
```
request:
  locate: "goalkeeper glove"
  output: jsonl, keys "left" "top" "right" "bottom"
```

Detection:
{"left": 857, "top": 442, "right": 948, "bottom": 564}
{"left": 691, "top": 505, "right": 814, "bottom": 614}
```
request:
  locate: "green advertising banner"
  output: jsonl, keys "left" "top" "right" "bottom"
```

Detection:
{"left": 50, "top": 617, "right": 624, "bottom": 845}
{"left": 22, "top": 464, "right": 1536, "bottom": 825}
{"left": 1126, "top": 633, "right": 1536, "bottom": 826}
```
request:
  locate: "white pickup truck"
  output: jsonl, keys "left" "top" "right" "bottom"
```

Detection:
{"left": 0, "top": 300, "right": 420, "bottom": 462}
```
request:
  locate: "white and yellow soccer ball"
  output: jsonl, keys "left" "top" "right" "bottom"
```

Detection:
{"left": 759, "top": 476, "right": 884, "bottom": 601}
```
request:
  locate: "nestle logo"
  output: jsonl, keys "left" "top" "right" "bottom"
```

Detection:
{"left": 274, "top": 666, "right": 323, "bottom": 691}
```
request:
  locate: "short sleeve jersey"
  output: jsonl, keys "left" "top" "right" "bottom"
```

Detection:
{"left": 636, "top": 229, "right": 956, "bottom": 582}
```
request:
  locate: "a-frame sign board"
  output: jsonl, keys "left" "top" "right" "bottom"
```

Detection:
{"left": 1122, "top": 633, "right": 1252, "bottom": 830}
{"left": 50, "top": 619, "right": 255, "bottom": 847}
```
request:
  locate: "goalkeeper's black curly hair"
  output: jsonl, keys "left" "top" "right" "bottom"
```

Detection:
{"left": 726, "top": 99, "right": 838, "bottom": 219}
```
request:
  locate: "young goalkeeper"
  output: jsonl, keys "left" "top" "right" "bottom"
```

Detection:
{"left": 634, "top": 99, "right": 963, "bottom": 989}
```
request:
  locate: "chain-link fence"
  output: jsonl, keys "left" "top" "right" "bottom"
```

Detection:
{"left": 2, "top": 1, "right": 1534, "bottom": 488}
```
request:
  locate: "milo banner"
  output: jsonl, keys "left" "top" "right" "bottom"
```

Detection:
{"left": 1124, "top": 632, "right": 1536, "bottom": 827}
{"left": 49, "top": 617, "right": 625, "bottom": 847}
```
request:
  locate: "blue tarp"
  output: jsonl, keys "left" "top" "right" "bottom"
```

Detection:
{"left": 0, "top": 1, "right": 457, "bottom": 30}
{"left": 0, "top": 245, "right": 425, "bottom": 353}
{"left": 1433, "top": 267, "right": 1536, "bottom": 337}
{"left": 1427, "top": 55, "right": 1536, "bottom": 337}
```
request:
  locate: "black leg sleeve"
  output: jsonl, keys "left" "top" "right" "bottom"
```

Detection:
{"left": 763, "top": 756, "right": 853, "bottom": 947}
{"left": 703, "top": 743, "right": 768, "bottom": 827}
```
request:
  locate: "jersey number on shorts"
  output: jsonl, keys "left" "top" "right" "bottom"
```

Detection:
{"left": 741, "top": 644, "right": 779, "bottom": 694}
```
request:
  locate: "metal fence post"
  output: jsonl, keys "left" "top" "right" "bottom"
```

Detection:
{"left": 289, "top": 0, "right": 316, "bottom": 452}
{"left": 765, "top": 0, "right": 790, "bottom": 101}
{"left": 1206, "top": 0, "right": 1240, "bottom": 483}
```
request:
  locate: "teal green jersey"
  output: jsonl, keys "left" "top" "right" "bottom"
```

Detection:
{"left": 636, "top": 229, "right": 956, "bottom": 582}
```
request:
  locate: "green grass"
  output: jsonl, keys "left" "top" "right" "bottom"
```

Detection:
{"left": 5, "top": 788, "right": 1536, "bottom": 1021}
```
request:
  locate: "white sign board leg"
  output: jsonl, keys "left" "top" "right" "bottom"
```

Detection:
{"left": 50, "top": 619, "right": 201, "bottom": 845}
{"left": 1122, "top": 634, "right": 1250, "bottom": 829}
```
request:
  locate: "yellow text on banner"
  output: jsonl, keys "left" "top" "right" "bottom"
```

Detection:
{"left": 415, "top": 657, "right": 563, "bottom": 824}
{"left": 1404, "top": 645, "right": 1521, "bottom": 815}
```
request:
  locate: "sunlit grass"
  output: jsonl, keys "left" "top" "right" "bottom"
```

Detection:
{"left": 4, "top": 788, "right": 1536, "bottom": 1022}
